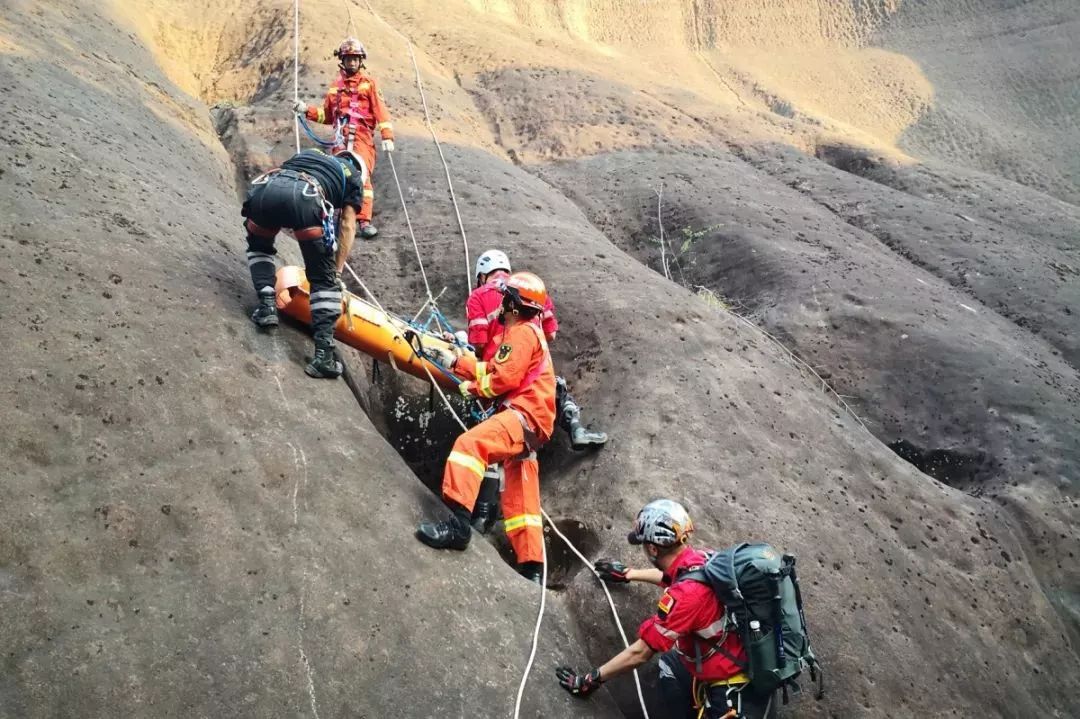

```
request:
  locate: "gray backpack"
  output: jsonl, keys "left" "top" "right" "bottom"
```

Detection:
{"left": 679, "top": 543, "right": 824, "bottom": 704}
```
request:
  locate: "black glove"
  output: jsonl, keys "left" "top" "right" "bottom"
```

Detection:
{"left": 594, "top": 559, "right": 630, "bottom": 584}
{"left": 556, "top": 666, "right": 602, "bottom": 697}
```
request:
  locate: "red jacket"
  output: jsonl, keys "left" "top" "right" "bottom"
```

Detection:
{"left": 305, "top": 69, "right": 394, "bottom": 152}
{"left": 466, "top": 270, "right": 558, "bottom": 359}
{"left": 454, "top": 321, "right": 556, "bottom": 441}
{"left": 638, "top": 547, "right": 748, "bottom": 682}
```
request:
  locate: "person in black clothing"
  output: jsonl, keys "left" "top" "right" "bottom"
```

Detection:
{"left": 241, "top": 148, "right": 367, "bottom": 378}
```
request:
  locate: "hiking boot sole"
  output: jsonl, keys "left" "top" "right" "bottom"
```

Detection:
{"left": 304, "top": 362, "right": 343, "bottom": 379}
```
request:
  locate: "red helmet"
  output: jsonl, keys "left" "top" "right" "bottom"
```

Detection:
{"left": 334, "top": 37, "right": 366, "bottom": 60}
{"left": 503, "top": 272, "right": 547, "bottom": 312}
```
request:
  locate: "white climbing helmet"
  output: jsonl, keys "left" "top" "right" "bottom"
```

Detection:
{"left": 627, "top": 499, "right": 694, "bottom": 547}
{"left": 475, "top": 249, "right": 511, "bottom": 280}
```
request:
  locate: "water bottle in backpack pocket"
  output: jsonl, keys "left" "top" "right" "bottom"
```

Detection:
{"left": 679, "top": 543, "right": 824, "bottom": 704}
{"left": 745, "top": 619, "right": 780, "bottom": 688}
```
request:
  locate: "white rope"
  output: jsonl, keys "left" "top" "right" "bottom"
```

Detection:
{"left": 385, "top": 151, "right": 436, "bottom": 308}
{"left": 342, "top": 262, "right": 389, "bottom": 315}
{"left": 542, "top": 511, "right": 650, "bottom": 718}
{"left": 656, "top": 183, "right": 669, "bottom": 281}
{"left": 293, "top": 6, "right": 644, "bottom": 716}
{"left": 294, "top": 0, "right": 438, "bottom": 316}
{"left": 512, "top": 523, "right": 548, "bottom": 718}
{"left": 359, "top": 0, "right": 473, "bottom": 290}
{"left": 406, "top": 354, "right": 548, "bottom": 719}
{"left": 408, "top": 353, "right": 648, "bottom": 719}
{"left": 293, "top": 0, "right": 301, "bottom": 152}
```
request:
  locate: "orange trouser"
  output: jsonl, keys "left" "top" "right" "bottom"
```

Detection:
{"left": 442, "top": 411, "right": 543, "bottom": 564}
{"left": 334, "top": 138, "right": 376, "bottom": 222}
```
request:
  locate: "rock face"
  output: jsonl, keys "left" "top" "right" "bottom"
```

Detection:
{"left": 2, "top": 1, "right": 1079, "bottom": 719}
{"left": 0, "top": 3, "right": 617, "bottom": 718}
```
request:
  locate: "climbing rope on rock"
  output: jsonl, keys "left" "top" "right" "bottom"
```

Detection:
{"left": 291, "top": 3, "right": 648, "bottom": 716}
{"left": 294, "top": 0, "right": 440, "bottom": 326}
{"left": 292, "top": 0, "right": 301, "bottom": 152}
{"left": 358, "top": 0, "right": 473, "bottom": 290}
{"left": 405, "top": 344, "right": 649, "bottom": 719}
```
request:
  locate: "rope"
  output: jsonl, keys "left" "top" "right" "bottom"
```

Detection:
{"left": 293, "top": 0, "right": 301, "bottom": 152}
{"left": 406, "top": 348, "right": 648, "bottom": 719}
{"left": 296, "top": 0, "right": 440, "bottom": 323}
{"left": 404, "top": 348, "right": 549, "bottom": 719}
{"left": 297, "top": 114, "right": 342, "bottom": 148}
{"left": 513, "top": 541, "right": 548, "bottom": 718}
{"left": 385, "top": 151, "right": 436, "bottom": 309}
{"left": 359, "top": 0, "right": 473, "bottom": 290}
{"left": 543, "top": 514, "right": 651, "bottom": 717}
{"left": 292, "top": 6, "right": 645, "bottom": 716}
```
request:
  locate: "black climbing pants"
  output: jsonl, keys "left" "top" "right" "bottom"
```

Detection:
{"left": 555, "top": 375, "right": 580, "bottom": 433}
{"left": 658, "top": 651, "right": 776, "bottom": 719}
{"left": 242, "top": 173, "right": 340, "bottom": 345}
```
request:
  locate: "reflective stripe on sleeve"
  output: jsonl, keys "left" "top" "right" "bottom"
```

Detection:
{"left": 654, "top": 624, "right": 681, "bottom": 640}
{"left": 695, "top": 618, "right": 726, "bottom": 639}
{"left": 477, "top": 374, "right": 496, "bottom": 398}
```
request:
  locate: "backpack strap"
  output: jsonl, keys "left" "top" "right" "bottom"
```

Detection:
{"left": 673, "top": 566, "right": 749, "bottom": 674}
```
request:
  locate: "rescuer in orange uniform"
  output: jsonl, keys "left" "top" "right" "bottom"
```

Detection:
{"left": 292, "top": 37, "right": 394, "bottom": 239}
{"left": 417, "top": 272, "right": 556, "bottom": 584}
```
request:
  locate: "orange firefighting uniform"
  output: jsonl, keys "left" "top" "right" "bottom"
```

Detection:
{"left": 444, "top": 321, "right": 556, "bottom": 564}
{"left": 304, "top": 69, "right": 394, "bottom": 223}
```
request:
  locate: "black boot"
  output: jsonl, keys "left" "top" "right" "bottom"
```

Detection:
{"left": 518, "top": 561, "right": 544, "bottom": 585}
{"left": 471, "top": 469, "right": 500, "bottom": 534}
{"left": 250, "top": 288, "right": 279, "bottom": 328}
{"left": 471, "top": 502, "right": 498, "bottom": 534}
{"left": 569, "top": 420, "right": 608, "bottom": 451}
{"left": 305, "top": 341, "right": 343, "bottom": 379}
{"left": 416, "top": 505, "right": 472, "bottom": 551}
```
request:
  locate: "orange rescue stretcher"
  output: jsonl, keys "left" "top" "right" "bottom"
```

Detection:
{"left": 275, "top": 265, "right": 463, "bottom": 389}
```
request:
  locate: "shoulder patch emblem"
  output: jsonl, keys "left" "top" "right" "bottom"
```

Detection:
{"left": 359, "top": 82, "right": 371, "bottom": 91}
{"left": 495, "top": 344, "right": 513, "bottom": 363}
{"left": 658, "top": 592, "right": 677, "bottom": 619}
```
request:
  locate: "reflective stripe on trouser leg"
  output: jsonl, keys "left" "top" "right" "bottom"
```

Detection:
{"left": 555, "top": 375, "right": 580, "bottom": 432}
{"left": 501, "top": 454, "right": 543, "bottom": 564}
{"left": 245, "top": 235, "right": 278, "bottom": 293}
{"left": 356, "top": 142, "right": 377, "bottom": 222}
{"left": 360, "top": 178, "right": 374, "bottom": 223}
{"left": 442, "top": 412, "right": 525, "bottom": 514}
{"left": 297, "top": 235, "right": 340, "bottom": 345}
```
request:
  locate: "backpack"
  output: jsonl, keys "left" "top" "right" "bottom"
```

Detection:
{"left": 679, "top": 543, "right": 824, "bottom": 704}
